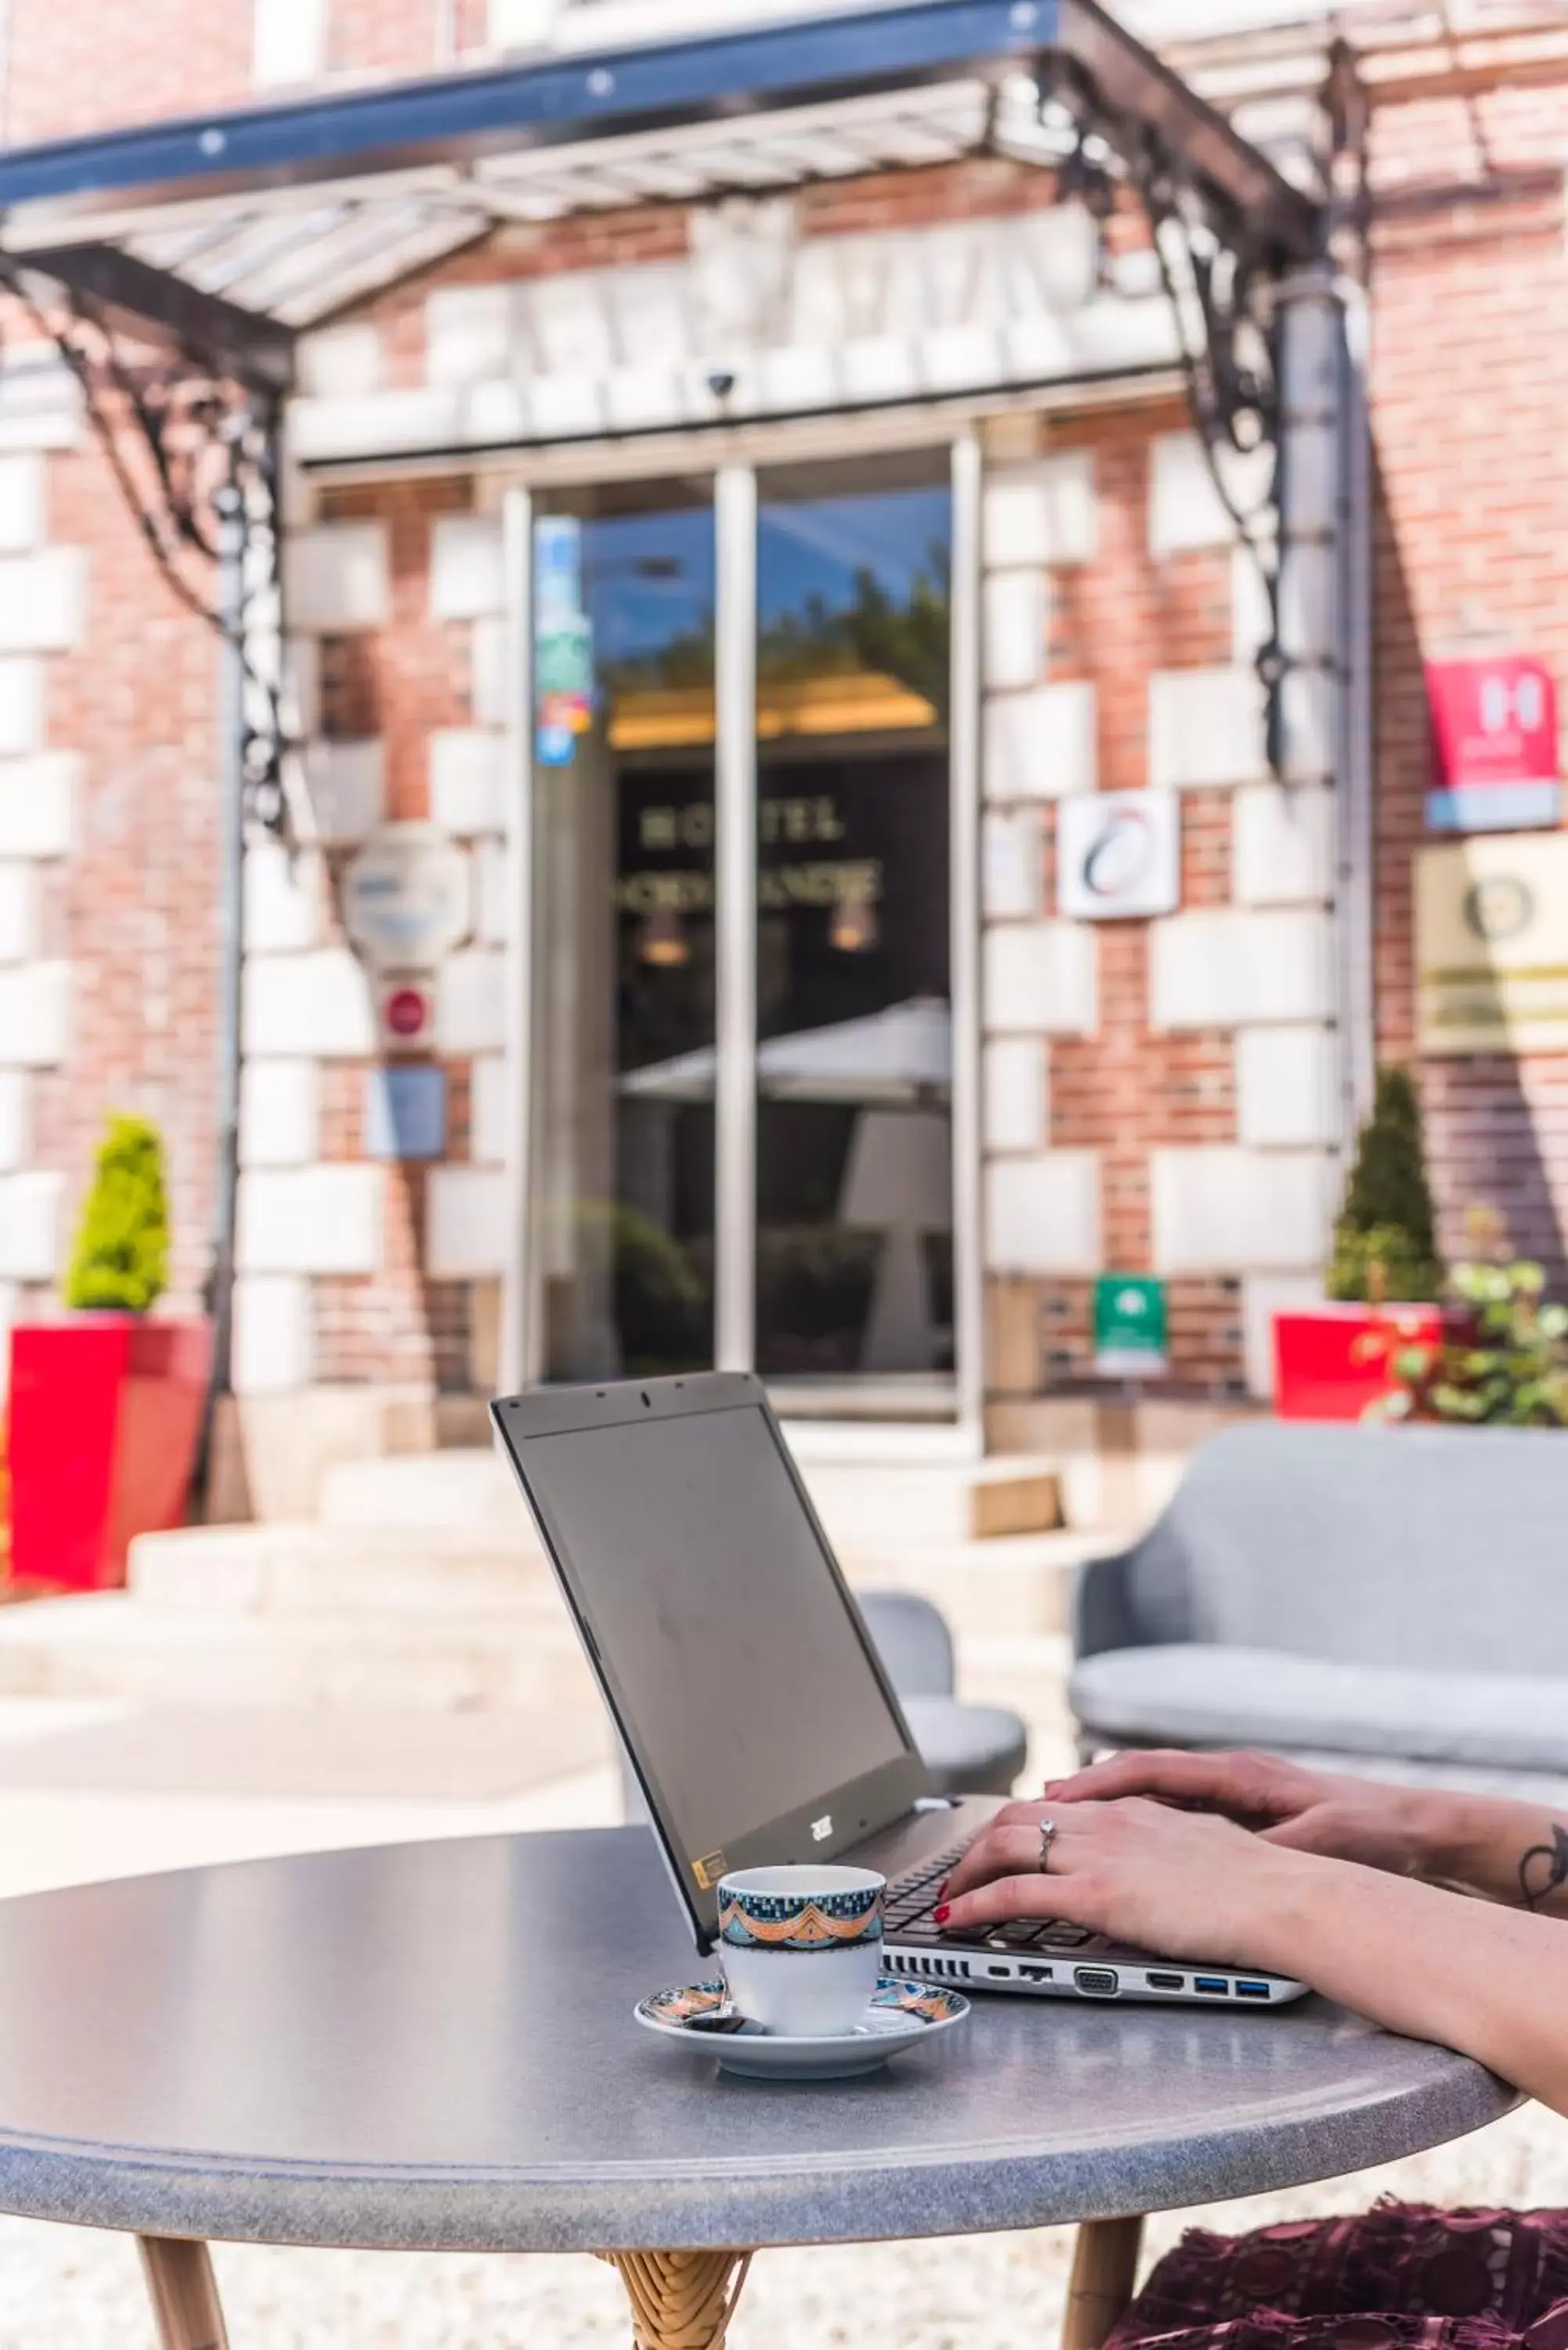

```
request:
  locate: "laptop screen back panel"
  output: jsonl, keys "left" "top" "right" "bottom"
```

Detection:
{"left": 492, "top": 1374, "right": 929, "bottom": 1947}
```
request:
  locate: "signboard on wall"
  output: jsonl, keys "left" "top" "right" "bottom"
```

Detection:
{"left": 1057, "top": 789, "right": 1180, "bottom": 922}
{"left": 1426, "top": 656, "right": 1559, "bottom": 833}
{"left": 1093, "top": 1275, "right": 1169, "bottom": 1377}
{"left": 344, "top": 824, "right": 471, "bottom": 970}
{"left": 1417, "top": 832, "right": 1568, "bottom": 1054}
{"left": 365, "top": 1066, "right": 447, "bottom": 1160}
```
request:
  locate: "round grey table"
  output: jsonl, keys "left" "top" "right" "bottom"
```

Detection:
{"left": 0, "top": 1828, "right": 1516, "bottom": 2350}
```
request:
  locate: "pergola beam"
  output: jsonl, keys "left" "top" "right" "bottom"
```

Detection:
{"left": 20, "top": 241, "right": 294, "bottom": 388}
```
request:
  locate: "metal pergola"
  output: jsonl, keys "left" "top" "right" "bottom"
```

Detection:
{"left": 0, "top": 0, "right": 1322, "bottom": 797}
{"left": 0, "top": 0, "right": 1317, "bottom": 362}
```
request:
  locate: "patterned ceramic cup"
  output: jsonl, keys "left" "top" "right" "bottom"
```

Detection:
{"left": 716, "top": 1864, "right": 885, "bottom": 2037}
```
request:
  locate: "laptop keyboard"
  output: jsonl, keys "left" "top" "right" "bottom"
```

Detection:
{"left": 883, "top": 1846, "right": 1100, "bottom": 1952}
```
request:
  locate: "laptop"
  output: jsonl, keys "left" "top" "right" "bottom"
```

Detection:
{"left": 490, "top": 1371, "right": 1306, "bottom": 2008}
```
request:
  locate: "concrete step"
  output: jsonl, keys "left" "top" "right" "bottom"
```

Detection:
{"left": 130, "top": 1521, "right": 554, "bottom": 1615}
{"left": 840, "top": 1530, "right": 1102, "bottom": 1640}
{"left": 804, "top": 1458, "right": 1065, "bottom": 1545}
{"left": 132, "top": 1500, "right": 1097, "bottom": 1647}
{"left": 0, "top": 1593, "right": 597, "bottom": 1712}
{"left": 319, "top": 1448, "right": 522, "bottom": 1532}
{"left": 319, "top": 1445, "right": 1065, "bottom": 1546}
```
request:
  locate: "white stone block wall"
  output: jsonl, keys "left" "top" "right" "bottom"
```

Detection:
{"left": 234, "top": 473, "right": 514, "bottom": 1397}
{"left": 980, "top": 441, "right": 1107, "bottom": 1314}
{"left": 0, "top": 385, "right": 85, "bottom": 1323}
{"left": 973, "top": 407, "right": 1340, "bottom": 1400}
{"left": 237, "top": 1166, "right": 385, "bottom": 1277}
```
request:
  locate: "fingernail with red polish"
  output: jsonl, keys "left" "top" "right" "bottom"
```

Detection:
{"left": 936, "top": 1877, "right": 949, "bottom": 1899}
{"left": 933, "top": 1904, "right": 952, "bottom": 1924}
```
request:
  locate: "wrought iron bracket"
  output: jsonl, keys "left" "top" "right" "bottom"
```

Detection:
{"left": 1037, "top": 62, "right": 1304, "bottom": 776}
{"left": 0, "top": 262, "right": 293, "bottom": 830}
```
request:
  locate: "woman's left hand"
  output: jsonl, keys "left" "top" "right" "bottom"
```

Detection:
{"left": 937, "top": 1796, "right": 1307, "bottom": 1967}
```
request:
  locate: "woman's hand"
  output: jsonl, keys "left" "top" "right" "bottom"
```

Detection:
{"left": 936, "top": 1795, "right": 1310, "bottom": 1967}
{"left": 1042, "top": 1749, "right": 1439, "bottom": 1878}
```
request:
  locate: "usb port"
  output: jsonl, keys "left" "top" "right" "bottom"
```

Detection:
{"left": 1019, "top": 1964, "right": 1054, "bottom": 1983}
{"left": 1194, "top": 1976, "right": 1228, "bottom": 1996}
{"left": 1146, "top": 1971, "right": 1185, "bottom": 1991}
{"left": 1237, "top": 1980, "right": 1271, "bottom": 2001}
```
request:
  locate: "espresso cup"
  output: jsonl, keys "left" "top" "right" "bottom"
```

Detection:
{"left": 716, "top": 1864, "right": 885, "bottom": 2037}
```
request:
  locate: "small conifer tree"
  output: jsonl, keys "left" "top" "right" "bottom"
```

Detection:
{"left": 1326, "top": 1066, "right": 1442, "bottom": 1303}
{"left": 62, "top": 1114, "right": 169, "bottom": 1314}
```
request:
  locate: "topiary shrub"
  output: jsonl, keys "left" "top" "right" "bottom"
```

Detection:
{"left": 62, "top": 1114, "right": 169, "bottom": 1314}
{"left": 1326, "top": 1066, "right": 1442, "bottom": 1303}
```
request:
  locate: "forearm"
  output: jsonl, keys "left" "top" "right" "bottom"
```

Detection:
{"left": 1253, "top": 1852, "right": 1568, "bottom": 2112}
{"left": 1409, "top": 1790, "right": 1568, "bottom": 1914}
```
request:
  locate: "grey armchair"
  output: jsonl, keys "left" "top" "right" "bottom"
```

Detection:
{"left": 1071, "top": 1421, "right": 1568, "bottom": 1795}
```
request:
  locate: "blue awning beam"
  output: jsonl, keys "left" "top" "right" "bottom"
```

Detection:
{"left": 0, "top": 0, "right": 1317, "bottom": 379}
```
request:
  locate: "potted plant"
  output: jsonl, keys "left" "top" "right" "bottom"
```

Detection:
{"left": 1273, "top": 1066, "right": 1445, "bottom": 1420}
{"left": 1372, "top": 1214, "right": 1568, "bottom": 1427}
{"left": 6, "top": 1115, "right": 212, "bottom": 1593}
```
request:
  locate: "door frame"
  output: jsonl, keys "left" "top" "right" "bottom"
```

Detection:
{"left": 498, "top": 419, "right": 985, "bottom": 1445}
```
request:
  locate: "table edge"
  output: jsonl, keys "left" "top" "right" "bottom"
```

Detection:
{"left": 0, "top": 2057, "right": 1519, "bottom": 2254}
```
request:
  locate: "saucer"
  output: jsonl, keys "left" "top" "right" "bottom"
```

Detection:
{"left": 634, "top": 1973, "right": 970, "bottom": 2081}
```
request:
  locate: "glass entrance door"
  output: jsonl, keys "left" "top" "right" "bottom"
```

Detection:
{"left": 526, "top": 450, "right": 959, "bottom": 1408}
{"left": 529, "top": 477, "right": 717, "bottom": 1382}
{"left": 753, "top": 454, "right": 953, "bottom": 1401}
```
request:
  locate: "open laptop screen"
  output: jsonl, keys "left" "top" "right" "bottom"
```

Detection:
{"left": 495, "top": 1377, "right": 926, "bottom": 1939}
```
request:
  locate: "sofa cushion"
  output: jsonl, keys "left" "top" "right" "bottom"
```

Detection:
{"left": 1070, "top": 1643, "right": 1568, "bottom": 1774}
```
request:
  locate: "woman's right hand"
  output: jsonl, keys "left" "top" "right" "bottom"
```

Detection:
{"left": 1042, "top": 1748, "right": 1442, "bottom": 1879}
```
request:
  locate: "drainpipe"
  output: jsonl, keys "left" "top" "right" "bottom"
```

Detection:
{"left": 195, "top": 497, "right": 246, "bottom": 1508}
{"left": 1273, "top": 265, "right": 1369, "bottom": 1160}
{"left": 497, "top": 484, "right": 536, "bottom": 1397}
{"left": 1335, "top": 277, "right": 1376, "bottom": 1135}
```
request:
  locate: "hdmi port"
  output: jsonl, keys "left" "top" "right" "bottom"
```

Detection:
{"left": 1146, "top": 1971, "right": 1185, "bottom": 1991}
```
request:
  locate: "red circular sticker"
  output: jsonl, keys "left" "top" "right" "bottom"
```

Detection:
{"left": 385, "top": 987, "right": 429, "bottom": 1039}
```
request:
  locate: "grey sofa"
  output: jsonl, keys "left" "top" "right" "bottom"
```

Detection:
{"left": 1071, "top": 1422, "right": 1568, "bottom": 1796}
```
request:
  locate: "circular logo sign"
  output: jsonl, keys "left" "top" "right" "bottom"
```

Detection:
{"left": 1081, "top": 808, "right": 1157, "bottom": 900}
{"left": 1461, "top": 875, "right": 1534, "bottom": 943}
{"left": 344, "top": 824, "right": 472, "bottom": 970}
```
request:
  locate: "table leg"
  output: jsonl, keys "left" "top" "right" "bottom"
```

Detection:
{"left": 1061, "top": 2215, "right": 1145, "bottom": 2350}
{"left": 138, "top": 2236, "right": 230, "bottom": 2350}
{"left": 605, "top": 2249, "right": 754, "bottom": 2350}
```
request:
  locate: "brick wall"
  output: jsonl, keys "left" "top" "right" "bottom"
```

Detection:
{"left": 1368, "top": 86, "right": 1568, "bottom": 1283}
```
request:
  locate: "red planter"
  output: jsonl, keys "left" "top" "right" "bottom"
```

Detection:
{"left": 1273, "top": 1303, "right": 1443, "bottom": 1423}
{"left": 5, "top": 1316, "right": 212, "bottom": 1592}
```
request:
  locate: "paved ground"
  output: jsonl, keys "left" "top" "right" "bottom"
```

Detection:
{"left": 0, "top": 1646, "right": 1560, "bottom": 2347}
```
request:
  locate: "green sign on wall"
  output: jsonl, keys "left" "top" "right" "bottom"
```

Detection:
{"left": 1093, "top": 1274, "right": 1169, "bottom": 1377}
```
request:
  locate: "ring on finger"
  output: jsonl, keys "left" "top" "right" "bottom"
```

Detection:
{"left": 1038, "top": 1817, "right": 1058, "bottom": 1874}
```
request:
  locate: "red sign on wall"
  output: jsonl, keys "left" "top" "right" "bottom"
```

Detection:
{"left": 1426, "top": 655, "right": 1559, "bottom": 833}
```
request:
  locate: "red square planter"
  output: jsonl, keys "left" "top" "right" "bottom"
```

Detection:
{"left": 6, "top": 1316, "right": 212, "bottom": 1592}
{"left": 1273, "top": 1303, "right": 1443, "bottom": 1423}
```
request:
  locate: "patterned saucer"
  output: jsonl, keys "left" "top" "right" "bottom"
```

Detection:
{"left": 634, "top": 1973, "right": 970, "bottom": 2081}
